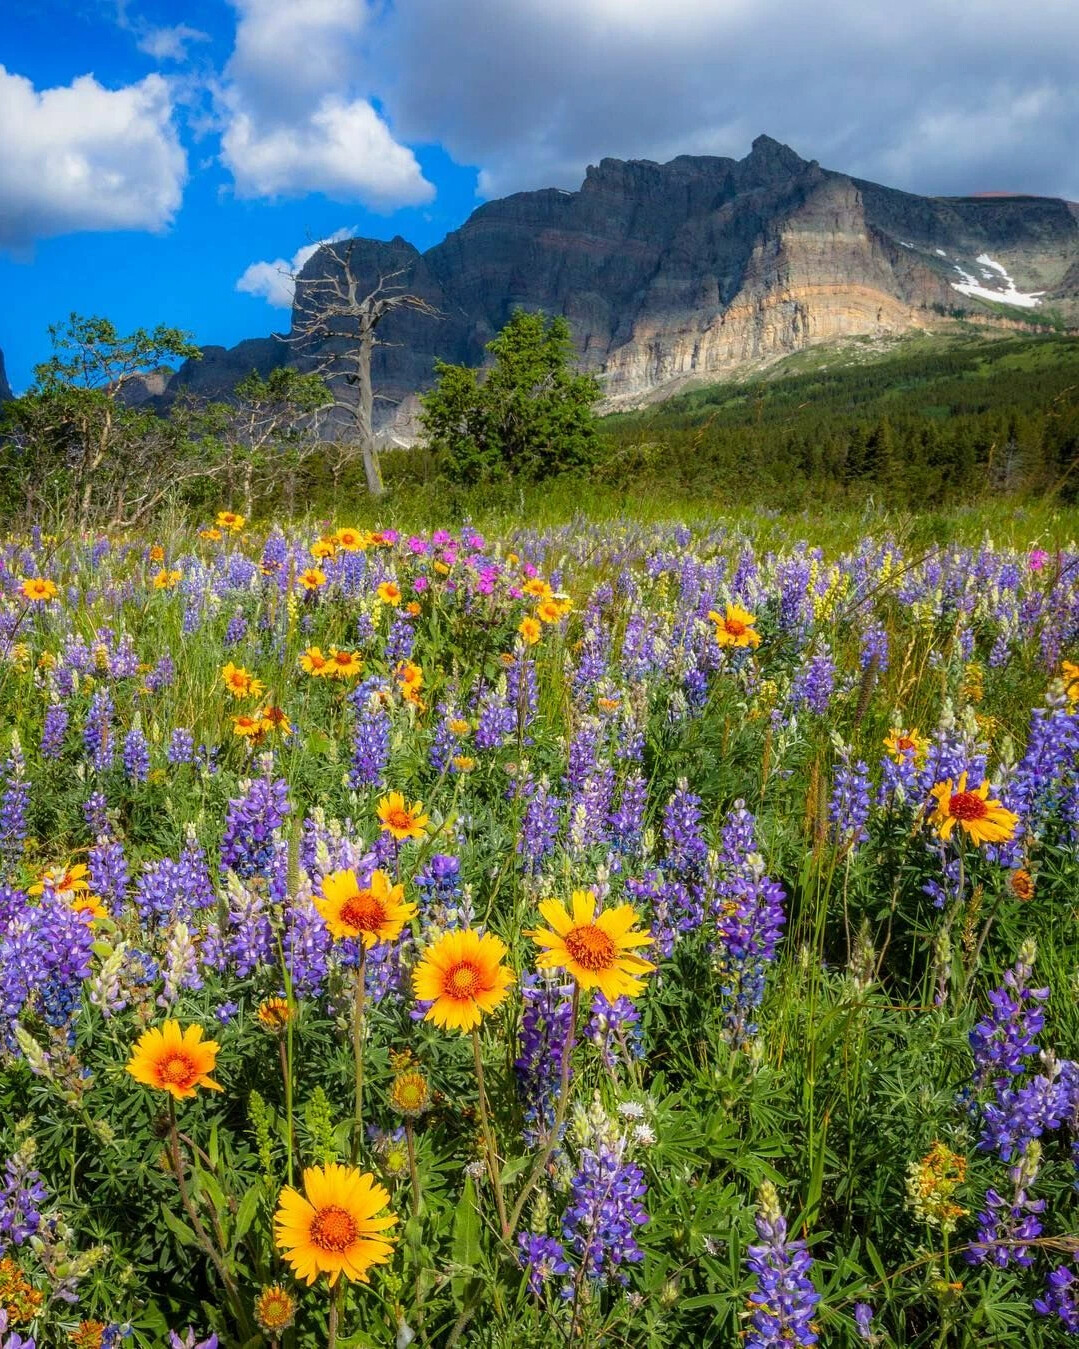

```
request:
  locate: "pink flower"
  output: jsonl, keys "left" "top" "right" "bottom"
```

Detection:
{"left": 1028, "top": 549, "right": 1049, "bottom": 572}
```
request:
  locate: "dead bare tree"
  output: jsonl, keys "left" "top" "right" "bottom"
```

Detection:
{"left": 283, "top": 241, "right": 440, "bottom": 497}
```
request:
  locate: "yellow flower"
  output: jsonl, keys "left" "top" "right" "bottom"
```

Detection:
{"left": 20, "top": 578, "right": 58, "bottom": 603}
{"left": 216, "top": 510, "right": 245, "bottom": 533}
{"left": 126, "top": 1021, "right": 222, "bottom": 1099}
{"left": 152, "top": 568, "right": 181, "bottom": 590}
{"left": 412, "top": 928, "right": 515, "bottom": 1032}
{"left": 254, "top": 1284, "right": 296, "bottom": 1334}
{"left": 325, "top": 648, "right": 364, "bottom": 680}
{"left": 884, "top": 728, "right": 929, "bottom": 765}
{"left": 311, "top": 537, "right": 337, "bottom": 560}
{"left": 536, "top": 597, "right": 571, "bottom": 624}
{"left": 377, "top": 581, "right": 402, "bottom": 605}
{"left": 258, "top": 997, "right": 293, "bottom": 1031}
{"left": 259, "top": 705, "right": 293, "bottom": 737}
{"left": 389, "top": 1068, "right": 430, "bottom": 1117}
{"left": 928, "top": 772, "right": 1019, "bottom": 845}
{"left": 199, "top": 527, "right": 223, "bottom": 542}
{"left": 905, "top": 1142, "right": 967, "bottom": 1234}
{"left": 71, "top": 894, "right": 108, "bottom": 922}
{"left": 314, "top": 869, "right": 416, "bottom": 946}
{"left": 522, "top": 577, "right": 552, "bottom": 600}
{"left": 274, "top": 1163, "right": 396, "bottom": 1286}
{"left": 518, "top": 616, "right": 542, "bottom": 646}
{"left": 300, "top": 645, "right": 329, "bottom": 675}
{"left": 376, "top": 792, "right": 428, "bottom": 842}
{"left": 707, "top": 603, "right": 761, "bottom": 649}
{"left": 406, "top": 600, "right": 422, "bottom": 616}
{"left": 1062, "top": 660, "right": 1079, "bottom": 704}
{"left": 232, "top": 713, "right": 264, "bottom": 738}
{"left": 334, "top": 527, "right": 367, "bottom": 552}
{"left": 29, "top": 862, "right": 89, "bottom": 897}
{"left": 452, "top": 755, "right": 476, "bottom": 773}
{"left": 395, "top": 660, "right": 423, "bottom": 692}
{"left": 222, "top": 662, "right": 264, "bottom": 699}
{"left": 298, "top": 568, "right": 327, "bottom": 591}
{"left": 527, "top": 890, "right": 656, "bottom": 1000}
{"left": 1009, "top": 868, "right": 1035, "bottom": 901}
{"left": 149, "top": 545, "right": 165, "bottom": 563}
{"left": 448, "top": 718, "right": 471, "bottom": 737}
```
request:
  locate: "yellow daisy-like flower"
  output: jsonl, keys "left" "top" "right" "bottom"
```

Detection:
{"left": 412, "top": 928, "right": 515, "bottom": 1032}
{"left": 707, "top": 603, "right": 761, "bottom": 649}
{"left": 29, "top": 862, "right": 89, "bottom": 898}
{"left": 314, "top": 869, "right": 416, "bottom": 946}
{"left": 518, "top": 616, "right": 542, "bottom": 646}
{"left": 232, "top": 713, "right": 264, "bottom": 738}
{"left": 20, "top": 577, "right": 58, "bottom": 603}
{"left": 149, "top": 545, "right": 165, "bottom": 563}
{"left": 311, "top": 537, "right": 337, "bottom": 560}
{"left": 70, "top": 894, "right": 108, "bottom": 922}
{"left": 448, "top": 718, "right": 472, "bottom": 737}
{"left": 376, "top": 792, "right": 429, "bottom": 841}
{"left": 300, "top": 645, "right": 329, "bottom": 675}
{"left": 298, "top": 568, "right": 327, "bottom": 591}
{"left": 395, "top": 660, "right": 423, "bottom": 692}
{"left": 126, "top": 1020, "right": 222, "bottom": 1099}
{"left": 1062, "top": 660, "right": 1079, "bottom": 704}
{"left": 377, "top": 581, "right": 402, "bottom": 605}
{"left": 152, "top": 568, "right": 182, "bottom": 591}
{"left": 259, "top": 705, "right": 293, "bottom": 737}
{"left": 528, "top": 890, "right": 656, "bottom": 1001}
{"left": 222, "top": 662, "right": 264, "bottom": 699}
{"left": 325, "top": 648, "right": 364, "bottom": 680}
{"left": 199, "top": 527, "right": 223, "bottom": 542}
{"left": 254, "top": 1284, "right": 296, "bottom": 1334}
{"left": 334, "top": 527, "right": 367, "bottom": 552}
{"left": 452, "top": 755, "right": 476, "bottom": 773}
{"left": 928, "top": 772, "right": 1019, "bottom": 845}
{"left": 216, "top": 510, "right": 246, "bottom": 533}
{"left": 258, "top": 997, "right": 293, "bottom": 1031}
{"left": 389, "top": 1068, "right": 430, "bottom": 1117}
{"left": 884, "top": 727, "right": 929, "bottom": 765}
{"left": 274, "top": 1163, "right": 396, "bottom": 1286}
{"left": 522, "top": 577, "right": 552, "bottom": 600}
{"left": 536, "top": 597, "right": 571, "bottom": 624}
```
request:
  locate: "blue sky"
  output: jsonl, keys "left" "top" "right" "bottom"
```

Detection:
{"left": 3, "top": 0, "right": 1078, "bottom": 392}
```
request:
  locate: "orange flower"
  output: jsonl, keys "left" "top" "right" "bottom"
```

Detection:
{"left": 216, "top": 510, "right": 246, "bottom": 533}
{"left": 376, "top": 791, "right": 428, "bottom": 841}
{"left": 298, "top": 568, "right": 327, "bottom": 591}
{"left": 153, "top": 568, "right": 182, "bottom": 590}
{"left": 315, "top": 869, "right": 415, "bottom": 945}
{"left": 274, "top": 1163, "right": 396, "bottom": 1286}
{"left": 412, "top": 929, "right": 515, "bottom": 1032}
{"left": 232, "top": 713, "right": 264, "bottom": 738}
{"left": 300, "top": 645, "right": 329, "bottom": 675}
{"left": 199, "top": 527, "right": 223, "bottom": 542}
{"left": 1009, "top": 868, "right": 1035, "bottom": 900}
{"left": 334, "top": 527, "right": 367, "bottom": 552}
{"left": 325, "top": 648, "right": 364, "bottom": 680}
{"left": 222, "top": 662, "right": 264, "bottom": 699}
{"left": 126, "top": 1021, "right": 222, "bottom": 1099}
{"left": 928, "top": 772, "right": 1019, "bottom": 846}
{"left": 258, "top": 997, "right": 293, "bottom": 1031}
{"left": 149, "top": 545, "right": 165, "bottom": 563}
{"left": 29, "top": 862, "right": 89, "bottom": 897}
{"left": 707, "top": 603, "right": 761, "bottom": 649}
{"left": 527, "top": 890, "right": 656, "bottom": 1000}
{"left": 518, "top": 616, "right": 542, "bottom": 646}
{"left": 377, "top": 581, "right": 402, "bottom": 605}
{"left": 884, "top": 728, "right": 929, "bottom": 765}
{"left": 20, "top": 577, "right": 58, "bottom": 603}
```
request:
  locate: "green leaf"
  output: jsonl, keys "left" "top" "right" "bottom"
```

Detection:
{"left": 161, "top": 1204, "right": 199, "bottom": 1250}
{"left": 231, "top": 1184, "right": 261, "bottom": 1248}
{"left": 450, "top": 1175, "right": 482, "bottom": 1309}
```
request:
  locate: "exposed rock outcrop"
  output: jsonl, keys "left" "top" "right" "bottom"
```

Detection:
{"left": 0, "top": 348, "right": 11, "bottom": 403}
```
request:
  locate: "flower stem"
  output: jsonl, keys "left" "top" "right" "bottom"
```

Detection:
{"left": 471, "top": 1026, "right": 509, "bottom": 1237}
{"left": 351, "top": 947, "right": 367, "bottom": 1163}
{"left": 328, "top": 1280, "right": 342, "bottom": 1349}
{"left": 507, "top": 982, "right": 579, "bottom": 1240}
{"left": 405, "top": 1119, "right": 421, "bottom": 1218}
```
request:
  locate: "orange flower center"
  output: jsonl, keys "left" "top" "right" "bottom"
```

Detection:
{"left": 724, "top": 617, "right": 747, "bottom": 636}
{"left": 256, "top": 1289, "right": 294, "bottom": 1329}
{"left": 309, "top": 1205, "right": 357, "bottom": 1252}
{"left": 949, "top": 791, "right": 988, "bottom": 821}
{"left": 897, "top": 736, "right": 916, "bottom": 751}
{"left": 158, "top": 1052, "right": 197, "bottom": 1088}
{"left": 339, "top": 892, "right": 387, "bottom": 932}
{"left": 386, "top": 808, "right": 413, "bottom": 832}
{"left": 564, "top": 924, "right": 616, "bottom": 971}
{"left": 446, "top": 962, "right": 481, "bottom": 998}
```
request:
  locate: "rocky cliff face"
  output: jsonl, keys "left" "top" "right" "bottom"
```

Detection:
{"left": 0, "top": 348, "right": 11, "bottom": 403}
{"left": 159, "top": 136, "right": 1079, "bottom": 429}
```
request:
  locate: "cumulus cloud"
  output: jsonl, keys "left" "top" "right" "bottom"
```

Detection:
{"left": 370, "top": 0, "right": 1079, "bottom": 202}
{"left": 0, "top": 64, "right": 186, "bottom": 254}
{"left": 236, "top": 227, "right": 355, "bottom": 308}
{"left": 136, "top": 24, "right": 211, "bottom": 63}
{"left": 218, "top": 0, "right": 433, "bottom": 208}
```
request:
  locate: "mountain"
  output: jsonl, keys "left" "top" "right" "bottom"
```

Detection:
{"left": 148, "top": 136, "right": 1079, "bottom": 431}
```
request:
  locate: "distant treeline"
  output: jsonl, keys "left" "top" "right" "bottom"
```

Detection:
{"left": 592, "top": 335, "right": 1079, "bottom": 506}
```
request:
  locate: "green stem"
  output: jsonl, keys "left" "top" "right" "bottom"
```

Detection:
{"left": 351, "top": 947, "right": 367, "bottom": 1163}
{"left": 328, "top": 1280, "right": 342, "bottom": 1349}
{"left": 471, "top": 1026, "right": 509, "bottom": 1237}
{"left": 405, "top": 1119, "right": 421, "bottom": 1218}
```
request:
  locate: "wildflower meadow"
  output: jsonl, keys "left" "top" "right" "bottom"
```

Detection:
{"left": 1, "top": 509, "right": 1078, "bottom": 1348}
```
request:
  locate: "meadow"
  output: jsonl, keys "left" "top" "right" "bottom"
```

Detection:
{"left": 1, "top": 501, "right": 1078, "bottom": 1348}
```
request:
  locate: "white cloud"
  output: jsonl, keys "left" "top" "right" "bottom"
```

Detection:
{"left": 236, "top": 227, "right": 354, "bottom": 307}
{"left": 218, "top": 0, "right": 433, "bottom": 208}
{"left": 0, "top": 64, "right": 186, "bottom": 254}
{"left": 371, "top": 0, "right": 1079, "bottom": 202}
{"left": 136, "top": 24, "right": 211, "bottom": 63}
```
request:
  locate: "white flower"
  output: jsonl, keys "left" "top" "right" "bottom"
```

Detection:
{"left": 632, "top": 1123, "right": 656, "bottom": 1147}
{"left": 618, "top": 1100, "right": 646, "bottom": 1119}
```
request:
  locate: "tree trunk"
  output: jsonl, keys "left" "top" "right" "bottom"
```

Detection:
{"left": 356, "top": 329, "right": 383, "bottom": 498}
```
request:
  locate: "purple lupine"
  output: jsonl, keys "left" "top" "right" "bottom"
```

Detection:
{"left": 83, "top": 688, "right": 115, "bottom": 773}
{"left": 562, "top": 1138, "right": 648, "bottom": 1283}
{"left": 853, "top": 1303, "right": 876, "bottom": 1342}
{"left": 859, "top": 622, "right": 889, "bottom": 672}
{"left": 89, "top": 837, "right": 128, "bottom": 909}
{"left": 224, "top": 610, "right": 248, "bottom": 645}
{"left": 220, "top": 769, "right": 290, "bottom": 879}
{"left": 967, "top": 1142, "right": 1045, "bottom": 1269}
{"left": 517, "top": 776, "right": 563, "bottom": 872}
{"left": 829, "top": 755, "right": 871, "bottom": 849}
{"left": 0, "top": 737, "right": 29, "bottom": 872}
{"left": 474, "top": 685, "right": 516, "bottom": 751}
{"left": 790, "top": 648, "right": 835, "bottom": 716}
{"left": 122, "top": 726, "right": 151, "bottom": 783}
{"left": 1034, "top": 1261, "right": 1079, "bottom": 1333}
{"left": 969, "top": 941, "right": 1047, "bottom": 1091}
{"left": 663, "top": 783, "right": 709, "bottom": 878}
{"left": 744, "top": 1181, "right": 820, "bottom": 1348}
{"left": 414, "top": 854, "right": 466, "bottom": 926}
{"left": 349, "top": 679, "right": 391, "bottom": 789}
{"left": 586, "top": 992, "right": 642, "bottom": 1071}
{"left": 145, "top": 654, "right": 175, "bottom": 692}
{"left": 135, "top": 838, "right": 215, "bottom": 926}
{"left": 168, "top": 728, "right": 195, "bottom": 765}
{"left": 83, "top": 790, "right": 110, "bottom": 840}
{"left": 0, "top": 1151, "right": 48, "bottom": 1251}
{"left": 517, "top": 1232, "right": 572, "bottom": 1298}
{"left": 609, "top": 770, "right": 648, "bottom": 855}
{"left": 515, "top": 973, "right": 575, "bottom": 1140}
{"left": 40, "top": 702, "right": 68, "bottom": 759}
